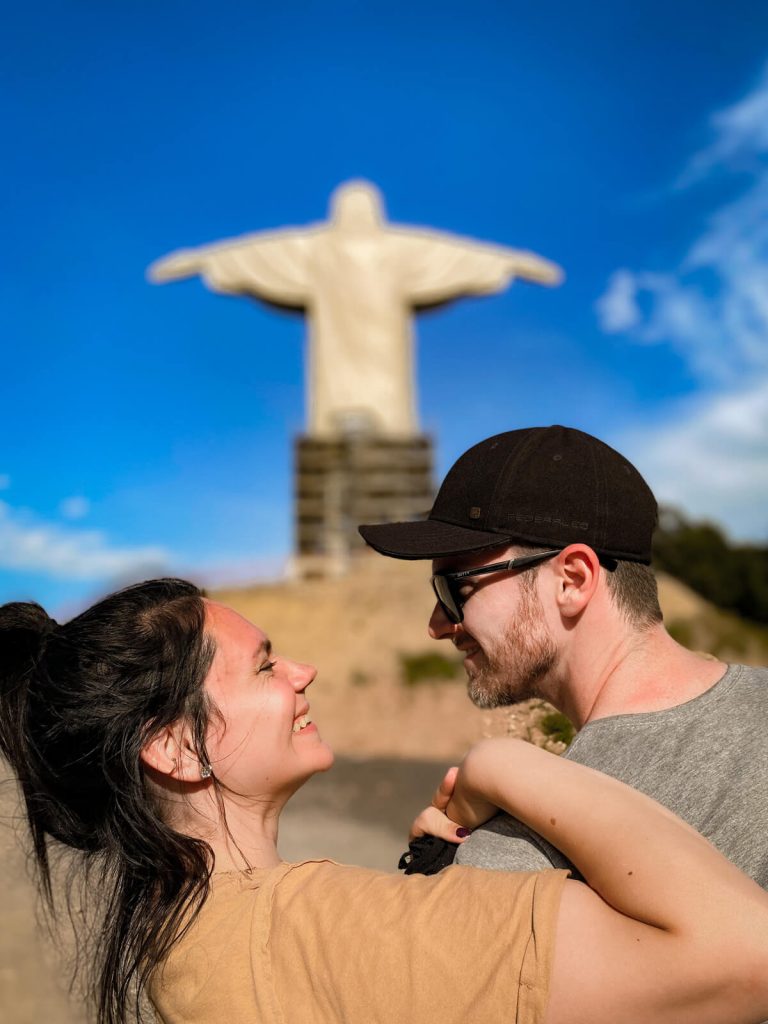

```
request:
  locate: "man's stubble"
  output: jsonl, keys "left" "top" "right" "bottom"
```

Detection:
{"left": 465, "top": 581, "right": 557, "bottom": 710}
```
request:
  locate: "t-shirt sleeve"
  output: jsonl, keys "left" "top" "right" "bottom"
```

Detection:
{"left": 268, "top": 861, "right": 568, "bottom": 1024}
{"left": 456, "top": 812, "right": 579, "bottom": 877}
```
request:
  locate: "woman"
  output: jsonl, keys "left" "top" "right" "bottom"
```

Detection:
{"left": 0, "top": 578, "right": 766, "bottom": 1024}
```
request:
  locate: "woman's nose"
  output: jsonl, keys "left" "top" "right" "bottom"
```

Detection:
{"left": 286, "top": 659, "right": 317, "bottom": 690}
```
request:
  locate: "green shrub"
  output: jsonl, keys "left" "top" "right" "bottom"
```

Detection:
{"left": 709, "top": 622, "right": 749, "bottom": 658}
{"left": 667, "top": 619, "right": 695, "bottom": 649}
{"left": 400, "top": 651, "right": 463, "bottom": 686}
{"left": 653, "top": 506, "right": 768, "bottom": 624}
{"left": 539, "top": 711, "right": 576, "bottom": 747}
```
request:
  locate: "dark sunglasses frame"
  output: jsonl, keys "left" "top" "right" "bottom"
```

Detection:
{"left": 431, "top": 549, "right": 563, "bottom": 624}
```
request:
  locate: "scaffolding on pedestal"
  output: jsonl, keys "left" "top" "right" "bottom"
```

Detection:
{"left": 293, "top": 434, "right": 434, "bottom": 578}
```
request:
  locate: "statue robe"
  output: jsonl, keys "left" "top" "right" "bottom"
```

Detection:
{"left": 150, "top": 203, "right": 561, "bottom": 437}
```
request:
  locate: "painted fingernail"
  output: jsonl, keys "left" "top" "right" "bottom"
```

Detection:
{"left": 456, "top": 827, "right": 471, "bottom": 838}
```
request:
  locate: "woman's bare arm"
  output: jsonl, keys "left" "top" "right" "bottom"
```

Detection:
{"left": 446, "top": 738, "right": 768, "bottom": 1024}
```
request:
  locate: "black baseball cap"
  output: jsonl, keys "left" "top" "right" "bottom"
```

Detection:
{"left": 358, "top": 425, "right": 657, "bottom": 563}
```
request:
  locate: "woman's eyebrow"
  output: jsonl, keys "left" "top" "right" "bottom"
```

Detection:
{"left": 252, "top": 638, "right": 273, "bottom": 664}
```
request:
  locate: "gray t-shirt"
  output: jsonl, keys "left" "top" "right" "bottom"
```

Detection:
{"left": 456, "top": 664, "right": 768, "bottom": 887}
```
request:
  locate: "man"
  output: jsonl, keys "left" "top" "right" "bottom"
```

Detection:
{"left": 359, "top": 425, "right": 768, "bottom": 884}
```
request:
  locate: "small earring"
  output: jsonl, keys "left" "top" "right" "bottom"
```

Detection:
{"left": 200, "top": 763, "right": 213, "bottom": 780}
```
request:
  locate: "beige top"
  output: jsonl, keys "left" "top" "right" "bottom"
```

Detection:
{"left": 151, "top": 859, "right": 568, "bottom": 1024}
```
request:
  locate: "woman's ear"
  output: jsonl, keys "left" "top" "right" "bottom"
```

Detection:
{"left": 140, "top": 721, "right": 206, "bottom": 783}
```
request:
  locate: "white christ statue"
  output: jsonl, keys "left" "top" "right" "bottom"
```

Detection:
{"left": 148, "top": 180, "right": 562, "bottom": 438}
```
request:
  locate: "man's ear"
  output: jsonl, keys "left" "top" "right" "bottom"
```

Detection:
{"left": 140, "top": 721, "right": 204, "bottom": 783}
{"left": 553, "top": 544, "right": 601, "bottom": 619}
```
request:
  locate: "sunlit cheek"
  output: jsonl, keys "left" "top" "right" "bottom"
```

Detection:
{"left": 206, "top": 717, "right": 251, "bottom": 769}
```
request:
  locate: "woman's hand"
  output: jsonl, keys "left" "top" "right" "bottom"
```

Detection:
{"left": 409, "top": 749, "right": 502, "bottom": 843}
{"left": 409, "top": 766, "right": 473, "bottom": 844}
{"left": 445, "top": 743, "right": 500, "bottom": 830}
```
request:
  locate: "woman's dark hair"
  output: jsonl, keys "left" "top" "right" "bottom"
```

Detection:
{"left": 0, "top": 578, "right": 216, "bottom": 1024}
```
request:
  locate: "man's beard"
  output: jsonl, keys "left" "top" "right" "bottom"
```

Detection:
{"left": 465, "top": 583, "right": 557, "bottom": 709}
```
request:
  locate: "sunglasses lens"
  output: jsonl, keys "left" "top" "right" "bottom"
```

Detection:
{"left": 431, "top": 575, "right": 461, "bottom": 623}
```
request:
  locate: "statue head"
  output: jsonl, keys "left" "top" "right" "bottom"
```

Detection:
{"left": 329, "top": 180, "right": 385, "bottom": 232}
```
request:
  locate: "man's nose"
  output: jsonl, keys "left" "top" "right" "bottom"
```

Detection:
{"left": 428, "top": 601, "right": 457, "bottom": 639}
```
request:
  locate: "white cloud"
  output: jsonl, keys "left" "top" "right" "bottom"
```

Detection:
{"left": 596, "top": 175, "right": 768, "bottom": 384}
{"left": 0, "top": 500, "right": 169, "bottom": 579}
{"left": 594, "top": 270, "right": 642, "bottom": 332}
{"left": 597, "top": 65, "right": 768, "bottom": 383}
{"left": 620, "top": 379, "right": 768, "bottom": 542}
{"left": 59, "top": 495, "right": 91, "bottom": 520}
{"left": 596, "top": 66, "right": 768, "bottom": 540}
{"left": 677, "top": 64, "right": 768, "bottom": 187}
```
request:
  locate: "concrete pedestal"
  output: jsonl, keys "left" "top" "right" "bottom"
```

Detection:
{"left": 293, "top": 434, "right": 434, "bottom": 578}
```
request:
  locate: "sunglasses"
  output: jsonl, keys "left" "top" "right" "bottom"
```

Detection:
{"left": 431, "top": 549, "right": 563, "bottom": 624}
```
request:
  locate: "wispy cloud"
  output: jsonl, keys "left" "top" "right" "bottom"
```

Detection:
{"left": 596, "top": 176, "right": 768, "bottom": 384}
{"left": 59, "top": 495, "right": 91, "bottom": 520}
{"left": 677, "top": 64, "right": 768, "bottom": 188}
{"left": 622, "top": 378, "right": 768, "bottom": 541}
{"left": 597, "top": 65, "right": 768, "bottom": 539}
{"left": 594, "top": 269, "right": 644, "bottom": 333}
{"left": 0, "top": 500, "right": 169, "bottom": 579}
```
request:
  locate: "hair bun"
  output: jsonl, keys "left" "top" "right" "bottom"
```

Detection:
{"left": 0, "top": 602, "right": 59, "bottom": 774}
{"left": 0, "top": 602, "right": 58, "bottom": 678}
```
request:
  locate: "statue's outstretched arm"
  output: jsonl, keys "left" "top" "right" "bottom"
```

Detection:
{"left": 147, "top": 229, "right": 316, "bottom": 307}
{"left": 395, "top": 229, "right": 563, "bottom": 306}
{"left": 147, "top": 249, "right": 206, "bottom": 282}
{"left": 502, "top": 249, "right": 563, "bottom": 286}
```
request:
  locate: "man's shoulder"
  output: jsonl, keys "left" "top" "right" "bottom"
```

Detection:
{"left": 563, "top": 662, "right": 768, "bottom": 799}
{"left": 460, "top": 666, "right": 768, "bottom": 882}
{"left": 569, "top": 663, "right": 768, "bottom": 751}
{"left": 728, "top": 663, "right": 768, "bottom": 688}
{"left": 455, "top": 813, "right": 577, "bottom": 874}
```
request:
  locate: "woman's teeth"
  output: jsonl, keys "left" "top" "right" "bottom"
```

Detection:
{"left": 292, "top": 715, "right": 311, "bottom": 734}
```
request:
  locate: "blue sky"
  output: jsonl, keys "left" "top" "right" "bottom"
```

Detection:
{"left": 2, "top": 1, "right": 767, "bottom": 613}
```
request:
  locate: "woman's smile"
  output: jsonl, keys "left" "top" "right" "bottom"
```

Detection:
{"left": 202, "top": 600, "right": 334, "bottom": 796}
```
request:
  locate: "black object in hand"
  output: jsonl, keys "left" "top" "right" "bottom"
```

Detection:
{"left": 398, "top": 835, "right": 458, "bottom": 875}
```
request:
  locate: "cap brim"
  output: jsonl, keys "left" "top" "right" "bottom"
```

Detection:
{"left": 358, "top": 519, "right": 514, "bottom": 560}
